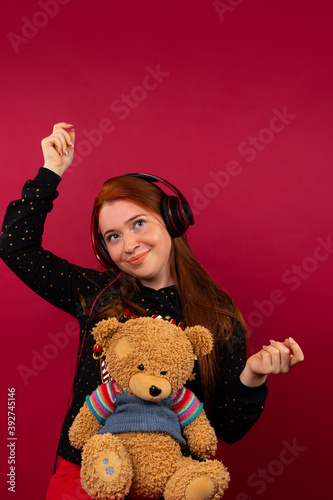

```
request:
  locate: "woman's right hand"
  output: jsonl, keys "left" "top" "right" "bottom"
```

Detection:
{"left": 41, "top": 122, "right": 75, "bottom": 177}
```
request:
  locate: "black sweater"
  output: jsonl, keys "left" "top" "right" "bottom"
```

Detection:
{"left": 0, "top": 167, "right": 268, "bottom": 465}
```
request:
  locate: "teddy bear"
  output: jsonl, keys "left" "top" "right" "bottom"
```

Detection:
{"left": 69, "top": 316, "right": 230, "bottom": 500}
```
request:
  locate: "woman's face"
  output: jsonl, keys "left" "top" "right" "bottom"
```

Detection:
{"left": 98, "top": 199, "right": 174, "bottom": 290}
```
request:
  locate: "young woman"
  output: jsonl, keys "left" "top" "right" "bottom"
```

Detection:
{"left": 0, "top": 123, "right": 304, "bottom": 498}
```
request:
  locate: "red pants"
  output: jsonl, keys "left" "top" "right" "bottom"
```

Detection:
{"left": 45, "top": 458, "right": 93, "bottom": 500}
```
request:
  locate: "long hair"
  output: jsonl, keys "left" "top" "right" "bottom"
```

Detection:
{"left": 92, "top": 175, "right": 247, "bottom": 417}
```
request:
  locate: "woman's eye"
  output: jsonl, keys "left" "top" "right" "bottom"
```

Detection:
{"left": 107, "top": 234, "right": 120, "bottom": 243}
{"left": 134, "top": 219, "right": 146, "bottom": 229}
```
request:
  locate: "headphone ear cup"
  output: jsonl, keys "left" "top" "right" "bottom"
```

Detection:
{"left": 91, "top": 209, "right": 114, "bottom": 268}
{"left": 97, "top": 234, "right": 112, "bottom": 263}
{"left": 96, "top": 233, "right": 114, "bottom": 269}
{"left": 160, "top": 195, "right": 188, "bottom": 237}
{"left": 180, "top": 199, "right": 194, "bottom": 227}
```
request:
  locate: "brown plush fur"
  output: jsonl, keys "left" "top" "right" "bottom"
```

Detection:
{"left": 69, "top": 402, "right": 103, "bottom": 449}
{"left": 69, "top": 317, "right": 230, "bottom": 499}
{"left": 182, "top": 410, "right": 217, "bottom": 459}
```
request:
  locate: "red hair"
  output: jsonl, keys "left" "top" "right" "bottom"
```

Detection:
{"left": 93, "top": 175, "right": 247, "bottom": 418}
{"left": 94, "top": 175, "right": 163, "bottom": 221}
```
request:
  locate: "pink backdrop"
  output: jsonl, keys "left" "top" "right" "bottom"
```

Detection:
{"left": 0, "top": 0, "right": 332, "bottom": 498}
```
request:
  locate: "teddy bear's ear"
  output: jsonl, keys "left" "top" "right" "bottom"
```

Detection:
{"left": 184, "top": 325, "right": 214, "bottom": 357}
{"left": 91, "top": 317, "right": 120, "bottom": 348}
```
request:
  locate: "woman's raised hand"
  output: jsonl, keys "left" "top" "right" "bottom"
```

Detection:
{"left": 41, "top": 122, "right": 75, "bottom": 177}
{"left": 239, "top": 337, "right": 305, "bottom": 387}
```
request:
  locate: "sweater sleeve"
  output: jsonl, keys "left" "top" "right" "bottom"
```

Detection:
{"left": 213, "top": 321, "right": 268, "bottom": 443}
{"left": 172, "top": 387, "right": 203, "bottom": 428}
{"left": 86, "top": 381, "right": 117, "bottom": 423}
{"left": 0, "top": 167, "right": 106, "bottom": 318}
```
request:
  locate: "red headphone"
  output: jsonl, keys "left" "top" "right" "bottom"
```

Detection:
{"left": 91, "top": 173, "right": 194, "bottom": 268}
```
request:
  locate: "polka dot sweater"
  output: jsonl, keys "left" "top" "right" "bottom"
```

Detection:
{"left": 0, "top": 167, "right": 268, "bottom": 465}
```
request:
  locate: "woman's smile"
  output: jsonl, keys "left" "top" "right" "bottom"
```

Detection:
{"left": 98, "top": 200, "right": 174, "bottom": 289}
{"left": 128, "top": 250, "right": 151, "bottom": 266}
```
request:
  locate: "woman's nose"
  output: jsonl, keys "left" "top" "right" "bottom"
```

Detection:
{"left": 123, "top": 232, "right": 139, "bottom": 253}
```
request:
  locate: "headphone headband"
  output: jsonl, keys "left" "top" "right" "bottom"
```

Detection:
{"left": 91, "top": 172, "right": 194, "bottom": 268}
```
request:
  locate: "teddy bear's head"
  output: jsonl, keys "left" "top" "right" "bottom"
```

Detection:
{"left": 91, "top": 317, "right": 213, "bottom": 401}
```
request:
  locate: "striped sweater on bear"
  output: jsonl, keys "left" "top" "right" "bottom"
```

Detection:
{"left": 86, "top": 380, "right": 203, "bottom": 427}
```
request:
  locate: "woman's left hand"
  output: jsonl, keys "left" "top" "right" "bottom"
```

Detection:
{"left": 239, "top": 337, "right": 305, "bottom": 387}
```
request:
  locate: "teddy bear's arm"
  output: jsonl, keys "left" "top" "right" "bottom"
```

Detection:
{"left": 68, "top": 401, "right": 103, "bottom": 450}
{"left": 182, "top": 409, "right": 217, "bottom": 460}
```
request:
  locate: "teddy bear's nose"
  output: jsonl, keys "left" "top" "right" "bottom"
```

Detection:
{"left": 149, "top": 385, "right": 162, "bottom": 397}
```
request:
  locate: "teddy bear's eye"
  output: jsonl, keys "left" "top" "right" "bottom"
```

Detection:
{"left": 138, "top": 364, "right": 145, "bottom": 371}
{"left": 160, "top": 370, "right": 167, "bottom": 376}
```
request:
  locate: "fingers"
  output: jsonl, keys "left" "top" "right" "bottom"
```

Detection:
{"left": 261, "top": 338, "right": 304, "bottom": 374}
{"left": 52, "top": 122, "right": 73, "bottom": 133}
{"left": 262, "top": 341, "right": 291, "bottom": 373}
{"left": 50, "top": 122, "right": 75, "bottom": 156}
{"left": 256, "top": 349, "right": 275, "bottom": 375}
{"left": 284, "top": 337, "right": 305, "bottom": 368}
{"left": 41, "top": 122, "right": 75, "bottom": 176}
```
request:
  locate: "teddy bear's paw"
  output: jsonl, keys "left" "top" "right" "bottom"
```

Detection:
{"left": 164, "top": 459, "right": 230, "bottom": 500}
{"left": 80, "top": 434, "right": 133, "bottom": 499}
{"left": 185, "top": 477, "right": 215, "bottom": 500}
{"left": 94, "top": 450, "right": 123, "bottom": 483}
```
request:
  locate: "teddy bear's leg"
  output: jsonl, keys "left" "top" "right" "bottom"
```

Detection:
{"left": 80, "top": 433, "right": 133, "bottom": 499}
{"left": 164, "top": 458, "right": 230, "bottom": 500}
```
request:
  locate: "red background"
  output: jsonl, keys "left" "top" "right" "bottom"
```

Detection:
{"left": 0, "top": 0, "right": 332, "bottom": 498}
